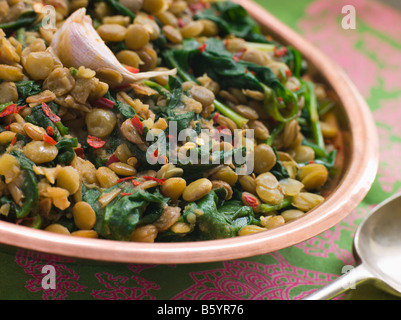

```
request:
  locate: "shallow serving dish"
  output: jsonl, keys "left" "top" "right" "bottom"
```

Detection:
{"left": 0, "top": 0, "right": 379, "bottom": 264}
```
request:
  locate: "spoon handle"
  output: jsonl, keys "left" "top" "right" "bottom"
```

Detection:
{"left": 303, "top": 264, "right": 374, "bottom": 300}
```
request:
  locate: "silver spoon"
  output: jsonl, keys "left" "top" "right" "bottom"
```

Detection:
{"left": 304, "top": 192, "right": 401, "bottom": 300}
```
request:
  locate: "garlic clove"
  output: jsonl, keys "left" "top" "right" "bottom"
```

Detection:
{"left": 51, "top": 8, "right": 176, "bottom": 86}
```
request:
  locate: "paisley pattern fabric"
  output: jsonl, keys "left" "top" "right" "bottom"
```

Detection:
{"left": 1, "top": 0, "right": 400, "bottom": 300}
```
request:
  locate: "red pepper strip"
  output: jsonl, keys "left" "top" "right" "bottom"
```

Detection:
{"left": 117, "top": 176, "right": 136, "bottom": 183}
{"left": 177, "top": 18, "right": 185, "bottom": 28}
{"left": 132, "top": 180, "right": 141, "bottom": 186}
{"left": 121, "top": 192, "right": 133, "bottom": 196}
{"left": 43, "top": 134, "right": 57, "bottom": 145}
{"left": 106, "top": 154, "right": 120, "bottom": 166}
{"left": 212, "top": 112, "right": 220, "bottom": 124}
{"left": 131, "top": 114, "right": 143, "bottom": 135}
{"left": 198, "top": 43, "right": 207, "bottom": 53}
{"left": 274, "top": 46, "right": 288, "bottom": 57}
{"left": 0, "top": 104, "right": 25, "bottom": 118}
{"left": 74, "top": 147, "right": 85, "bottom": 159}
{"left": 46, "top": 126, "right": 55, "bottom": 136}
{"left": 243, "top": 194, "right": 259, "bottom": 209}
{"left": 125, "top": 66, "right": 140, "bottom": 74}
{"left": 11, "top": 136, "right": 17, "bottom": 145}
{"left": 93, "top": 97, "right": 115, "bottom": 109}
{"left": 41, "top": 102, "right": 61, "bottom": 123}
{"left": 87, "top": 135, "right": 106, "bottom": 148}
{"left": 142, "top": 176, "right": 166, "bottom": 185}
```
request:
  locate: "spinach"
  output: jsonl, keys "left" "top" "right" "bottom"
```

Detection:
{"left": 55, "top": 137, "right": 78, "bottom": 165}
{"left": 104, "top": 0, "right": 136, "bottom": 20}
{"left": 85, "top": 186, "right": 168, "bottom": 241}
{"left": 165, "top": 38, "right": 298, "bottom": 123}
{"left": 9, "top": 150, "right": 39, "bottom": 219}
{"left": 183, "top": 191, "right": 255, "bottom": 240}
{"left": 0, "top": 11, "right": 37, "bottom": 33}
{"left": 270, "top": 147, "right": 290, "bottom": 180}
{"left": 15, "top": 80, "right": 41, "bottom": 104}
{"left": 194, "top": 1, "right": 264, "bottom": 42}
{"left": 25, "top": 105, "right": 63, "bottom": 141}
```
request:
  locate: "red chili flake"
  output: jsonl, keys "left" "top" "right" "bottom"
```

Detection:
{"left": 177, "top": 18, "right": 186, "bottom": 28}
{"left": 308, "top": 160, "right": 315, "bottom": 164}
{"left": 277, "top": 97, "right": 284, "bottom": 103}
{"left": 147, "top": 15, "right": 154, "bottom": 20}
{"left": 46, "top": 126, "right": 54, "bottom": 136}
{"left": 212, "top": 112, "right": 220, "bottom": 124}
{"left": 0, "top": 104, "right": 25, "bottom": 118}
{"left": 131, "top": 114, "right": 143, "bottom": 135}
{"left": 232, "top": 56, "right": 239, "bottom": 62}
{"left": 120, "top": 192, "right": 133, "bottom": 196}
{"left": 189, "top": 2, "right": 208, "bottom": 13}
{"left": 93, "top": 97, "right": 115, "bottom": 109}
{"left": 106, "top": 154, "right": 120, "bottom": 166}
{"left": 243, "top": 194, "right": 259, "bottom": 209}
{"left": 74, "top": 147, "right": 85, "bottom": 159}
{"left": 11, "top": 136, "right": 17, "bottom": 145}
{"left": 125, "top": 66, "right": 140, "bottom": 74}
{"left": 87, "top": 135, "right": 106, "bottom": 148}
{"left": 142, "top": 176, "right": 166, "bottom": 185}
{"left": 150, "top": 149, "right": 159, "bottom": 162}
{"left": 41, "top": 102, "right": 60, "bottom": 123}
{"left": 117, "top": 176, "right": 136, "bottom": 183}
{"left": 198, "top": 43, "right": 207, "bottom": 53}
{"left": 274, "top": 46, "right": 288, "bottom": 57}
{"left": 285, "top": 69, "right": 292, "bottom": 77}
{"left": 132, "top": 180, "right": 142, "bottom": 186}
{"left": 43, "top": 134, "right": 57, "bottom": 145}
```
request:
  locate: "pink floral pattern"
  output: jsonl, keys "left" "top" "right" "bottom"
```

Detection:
{"left": 173, "top": 252, "right": 338, "bottom": 300}
{"left": 15, "top": 250, "right": 85, "bottom": 300}
{"left": 91, "top": 272, "right": 159, "bottom": 300}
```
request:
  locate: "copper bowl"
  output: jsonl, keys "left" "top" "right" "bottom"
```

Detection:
{"left": 0, "top": 0, "right": 379, "bottom": 264}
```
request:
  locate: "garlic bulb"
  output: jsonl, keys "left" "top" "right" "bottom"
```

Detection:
{"left": 51, "top": 8, "right": 176, "bottom": 86}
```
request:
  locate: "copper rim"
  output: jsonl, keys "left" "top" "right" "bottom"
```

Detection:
{"left": 0, "top": 0, "right": 379, "bottom": 264}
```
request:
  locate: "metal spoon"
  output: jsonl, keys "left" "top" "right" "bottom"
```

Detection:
{"left": 304, "top": 192, "right": 401, "bottom": 300}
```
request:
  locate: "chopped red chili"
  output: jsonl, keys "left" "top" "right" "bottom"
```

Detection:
{"left": 212, "top": 112, "right": 220, "bottom": 124}
{"left": 11, "top": 136, "right": 17, "bottom": 145}
{"left": 92, "top": 97, "right": 115, "bottom": 109}
{"left": 131, "top": 114, "right": 143, "bottom": 135}
{"left": 43, "top": 134, "right": 57, "bottom": 145}
{"left": 125, "top": 66, "right": 140, "bottom": 74}
{"left": 132, "top": 180, "right": 142, "bottom": 186}
{"left": 198, "top": 43, "right": 207, "bottom": 53}
{"left": 274, "top": 46, "right": 288, "bottom": 57}
{"left": 87, "top": 135, "right": 106, "bottom": 148}
{"left": 120, "top": 192, "right": 133, "bottom": 196}
{"left": 46, "top": 126, "right": 54, "bottom": 136}
{"left": 117, "top": 176, "right": 136, "bottom": 183}
{"left": 106, "top": 154, "right": 120, "bottom": 166}
{"left": 42, "top": 102, "right": 61, "bottom": 123}
{"left": 74, "top": 147, "right": 85, "bottom": 159}
{"left": 243, "top": 194, "right": 259, "bottom": 209}
{"left": 142, "top": 176, "right": 166, "bottom": 185}
{"left": 0, "top": 104, "right": 25, "bottom": 118}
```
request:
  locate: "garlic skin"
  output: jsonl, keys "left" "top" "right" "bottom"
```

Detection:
{"left": 51, "top": 8, "right": 176, "bottom": 86}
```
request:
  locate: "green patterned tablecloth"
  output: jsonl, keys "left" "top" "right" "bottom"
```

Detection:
{"left": 1, "top": 0, "right": 401, "bottom": 300}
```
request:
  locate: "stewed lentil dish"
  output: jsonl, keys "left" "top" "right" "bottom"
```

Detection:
{"left": 0, "top": 0, "right": 340, "bottom": 242}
